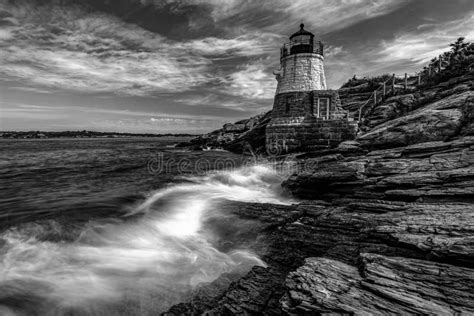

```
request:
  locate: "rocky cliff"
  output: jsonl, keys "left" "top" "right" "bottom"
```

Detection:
{"left": 166, "top": 63, "right": 473, "bottom": 315}
{"left": 177, "top": 111, "right": 272, "bottom": 154}
{"left": 277, "top": 70, "right": 474, "bottom": 314}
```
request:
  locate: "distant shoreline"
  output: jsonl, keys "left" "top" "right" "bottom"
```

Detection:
{"left": 0, "top": 131, "right": 199, "bottom": 139}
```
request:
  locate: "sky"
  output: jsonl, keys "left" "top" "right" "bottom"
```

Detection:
{"left": 0, "top": 0, "right": 473, "bottom": 133}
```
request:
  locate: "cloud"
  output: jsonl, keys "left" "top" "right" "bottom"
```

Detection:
{"left": 0, "top": 0, "right": 415, "bottom": 100}
{"left": 0, "top": 29, "right": 13, "bottom": 40}
{"left": 0, "top": 100, "right": 232, "bottom": 123}
{"left": 324, "top": 45, "right": 345, "bottom": 57}
{"left": 1, "top": 0, "right": 472, "bottom": 133}
{"left": 8, "top": 86, "right": 53, "bottom": 94}
{"left": 0, "top": 1, "right": 284, "bottom": 99}
{"left": 220, "top": 63, "right": 276, "bottom": 99}
{"left": 167, "top": 0, "right": 409, "bottom": 33}
{"left": 377, "top": 14, "right": 474, "bottom": 64}
{"left": 320, "top": 11, "right": 474, "bottom": 86}
{"left": 174, "top": 92, "right": 271, "bottom": 115}
{"left": 149, "top": 116, "right": 215, "bottom": 124}
{"left": 181, "top": 32, "right": 281, "bottom": 57}
{"left": 0, "top": 103, "right": 67, "bottom": 120}
{"left": 0, "top": 100, "right": 225, "bottom": 132}
{"left": 0, "top": 2, "right": 212, "bottom": 96}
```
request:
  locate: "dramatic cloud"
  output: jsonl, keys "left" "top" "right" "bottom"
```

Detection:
{"left": 1, "top": 0, "right": 472, "bottom": 132}
{"left": 161, "top": 0, "right": 410, "bottom": 33}
{"left": 0, "top": 0, "right": 410, "bottom": 98}
{"left": 182, "top": 33, "right": 281, "bottom": 57}
{"left": 220, "top": 63, "right": 276, "bottom": 99}
{"left": 0, "top": 2, "right": 212, "bottom": 96}
{"left": 378, "top": 14, "right": 474, "bottom": 64}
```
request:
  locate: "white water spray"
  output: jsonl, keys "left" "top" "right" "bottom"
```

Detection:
{"left": 0, "top": 164, "right": 292, "bottom": 314}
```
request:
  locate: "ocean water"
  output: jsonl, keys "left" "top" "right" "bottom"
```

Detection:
{"left": 0, "top": 138, "right": 291, "bottom": 315}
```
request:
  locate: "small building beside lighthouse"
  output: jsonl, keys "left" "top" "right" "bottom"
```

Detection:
{"left": 266, "top": 24, "right": 356, "bottom": 153}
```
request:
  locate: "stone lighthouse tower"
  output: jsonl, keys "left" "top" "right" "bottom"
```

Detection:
{"left": 276, "top": 23, "right": 327, "bottom": 94}
{"left": 266, "top": 23, "right": 356, "bottom": 153}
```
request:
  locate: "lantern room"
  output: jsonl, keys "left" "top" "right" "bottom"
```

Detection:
{"left": 280, "top": 23, "right": 324, "bottom": 58}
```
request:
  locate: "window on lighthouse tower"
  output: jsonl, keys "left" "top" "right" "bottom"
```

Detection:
{"left": 317, "top": 98, "right": 330, "bottom": 119}
{"left": 285, "top": 96, "right": 291, "bottom": 113}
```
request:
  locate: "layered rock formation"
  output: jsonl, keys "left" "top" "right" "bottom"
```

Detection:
{"left": 283, "top": 254, "right": 474, "bottom": 314}
{"left": 166, "top": 69, "right": 473, "bottom": 315}
{"left": 274, "top": 71, "right": 474, "bottom": 314}
{"left": 284, "top": 137, "right": 473, "bottom": 201}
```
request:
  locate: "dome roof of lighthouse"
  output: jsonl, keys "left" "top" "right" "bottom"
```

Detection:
{"left": 289, "top": 23, "right": 314, "bottom": 39}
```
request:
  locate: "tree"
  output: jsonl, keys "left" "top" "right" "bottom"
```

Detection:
{"left": 450, "top": 37, "right": 468, "bottom": 54}
{"left": 423, "top": 38, "right": 472, "bottom": 86}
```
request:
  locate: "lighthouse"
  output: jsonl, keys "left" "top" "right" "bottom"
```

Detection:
{"left": 266, "top": 23, "right": 356, "bottom": 154}
{"left": 276, "top": 23, "right": 327, "bottom": 94}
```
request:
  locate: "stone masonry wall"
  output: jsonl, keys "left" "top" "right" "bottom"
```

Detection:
{"left": 276, "top": 53, "right": 326, "bottom": 94}
{"left": 272, "top": 91, "right": 312, "bottom": 118}
{"left": 267, "top": 89, "right": 357, "bottom": 153}
{"left": 266, "top": 120, "right": 357, "bottom": 153}
{"left": 298, "top": 120, "right": 357, "bottom": 150}
{"left": 272, "top": 90, "right": 347, "bottom": 120}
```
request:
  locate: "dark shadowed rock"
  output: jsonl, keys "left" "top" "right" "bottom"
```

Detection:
{"left": 223, "top": 112, "right": 272, "bottom": 154}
